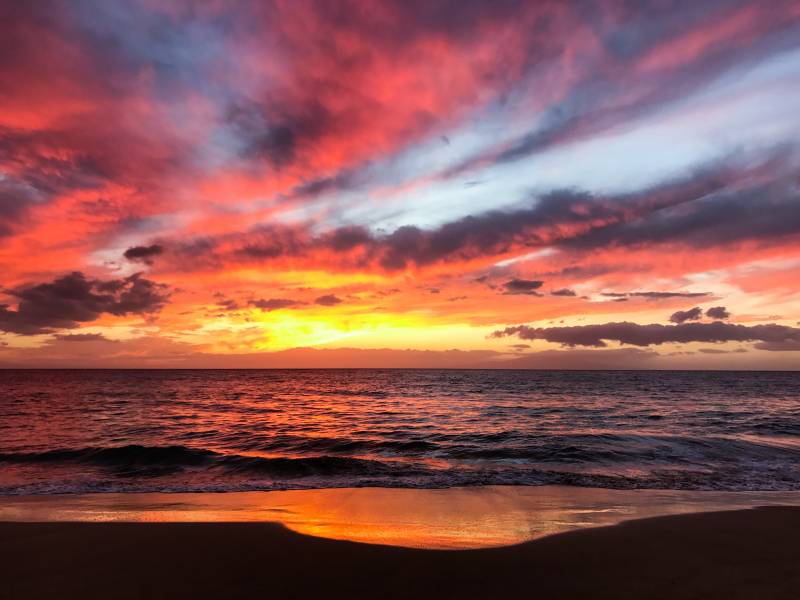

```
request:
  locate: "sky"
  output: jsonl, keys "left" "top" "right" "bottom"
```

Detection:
{"left": 1, "top": 0, "right": 799, "bottom": 369}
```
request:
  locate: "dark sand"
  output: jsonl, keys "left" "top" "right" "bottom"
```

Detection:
{"left": 2, "top": 507, "right": 798, "bottom": 599}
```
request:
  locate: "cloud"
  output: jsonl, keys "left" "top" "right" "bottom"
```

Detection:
{"left": 1, "top": 1, "right": 799, "bottom": 368}
{"left": 0, "top": 272, "right": 170, "bottom": 335}
{"left": 51, "top": 333, "right": 112, "bottom": 342}
{"left": 165, "top": 156, "right": 799, "bottom": 276}
{"left": 167, "top": 179, "right": 687, "bottom": 272}
{"left": 435, "top": 3, "right": 800, "bottom": 178}
{"left": 669, "top": 307, "right": 703, "bottom": 323}
{"left": 606, "top": 291, "right": 710, "bottom": 300}
{"left": 706, "top": 306, "right": 730, "bottom": 320}
{"left": 502, "top": 279, "right": 544, "bottom": 295}
{"left": 496, "top": 348, "right": 660, "bottom": 370}
{"left": 698, "top": 347, "right": 746, "bottom": 354}
{"left": 123, "top": 244, "right": 164, "bottom": 264}
{"left": 315, "top": 294, "right": 343, "bottom": 306}
{"left": 562, "top": 176, "right": 800, "bottom": 253}
{"left": 630, "top": 292, "right": 710, "bottom": 299}
{"left": 228, "top": 100, "right": 329, "bottom": 170}
{"left": 491, "top": 321, "right": 800, "bottom": 348}
{"left": 753, "top": 341, "right": 800, "bottom": 352}
{"left": 215, "top": 297, "right": 240, "bottom": 311}
{"left": 0, "top": 176, "right": 40, "bottom": 237}
{"left": 250, "top": 298, "right": 305, "bottom": 311}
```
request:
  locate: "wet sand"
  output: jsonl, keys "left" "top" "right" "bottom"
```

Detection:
{"left": 3, "top": 485, "right": 800, "bottom": 549}
{"left": 2, "top": 506, "right": 799, "bottom": 599}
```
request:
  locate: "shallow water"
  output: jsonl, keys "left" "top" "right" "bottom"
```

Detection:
{"left": 1, "top": 369, "right": 799, "bottom": 494}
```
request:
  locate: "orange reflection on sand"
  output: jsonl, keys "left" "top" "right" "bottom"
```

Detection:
{"left": 3, "top": 486, "right": 800, "bottom": 549}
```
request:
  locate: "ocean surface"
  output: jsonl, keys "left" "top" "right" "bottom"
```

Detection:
{"left": 0, "top": 369, "right": 798, "bottom": 495}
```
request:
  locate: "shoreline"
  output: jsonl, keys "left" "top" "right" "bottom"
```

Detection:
{"left": 2, "top": 506, "right": 799, "bottom": 599}
{"left": 2, "top": 485, "right": 799, "bottom": 549}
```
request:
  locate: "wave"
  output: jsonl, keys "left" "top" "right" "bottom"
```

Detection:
{"left": 0, "top": 444, "right": 403, "bottom": 478}
{"left": 0, "top": 445, "right": 218, "bottom": 477}
{"left": 2, "top": 462, "right": 799, "bottom": 495}
{"left": 2, "top": 433, "right": 800, "bottom": 494}
{"left": 253, "top": 436, "right": 439, "bottom": 455}
{"left": 4, "top": 433, "right": 796, "bottom": 473}
{"left": 218, "top": 454, "right": 404, "bottom": 477}
{"left": 442, "top": 433, "right": 800, "bottom": 465}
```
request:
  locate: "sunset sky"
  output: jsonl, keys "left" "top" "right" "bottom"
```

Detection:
{"left": 1, "top": 0, "right": 799, "bottom": 368}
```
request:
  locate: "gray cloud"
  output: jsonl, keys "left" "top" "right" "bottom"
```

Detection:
{"left": 606, "top": 291, "right": 710, "bottom": 300}
{"left": 0, "top": 272, "right": 170, "bottom": 335}
{"left": 0, "top": 176, "right": 40, "bottom": 237}
{"left": 491, "top": 321, "right": 800, "bottom": 349}
{"left": 669, "top": 307, "right": 703, "bottom": 323}
{"left": 706, "top": 306, "right": 730, "bottom": 320}
{"left": 315, "top": 294, "right": 343, "bottom": 306}
{"left": 436, "top": 8, "right": 800, "bottom": 179}
{"left": 215, "top": 296, "right": 240, "bottom": 311}
{"left": 563, "top": 177, "right": 800, "bottom": 252}
{"left": 698, "top": 347, "right": 746, "bottom": 354}
{"left": 51, "top": 333, "right": 112, "bottom": 342}
{"left": 163, "top": 158, "right": 800, "bottom": 275}
{"left": 753, "top": 340, "right": 800, "bottom": 352}
{"left": 250, "top": 298, "right": 305, "bottom": 311}
{"left": 502, "top": 279, "right": 544, "bottom": 295}
{"left": 124, "top": 244, "right": 164, "bottom": 264}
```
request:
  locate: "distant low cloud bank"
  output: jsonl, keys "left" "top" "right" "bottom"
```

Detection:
{"left": 492, "top": 321, "right": 800, "bottom": 349}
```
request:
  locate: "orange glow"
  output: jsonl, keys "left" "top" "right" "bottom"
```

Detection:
{"left": 2, "top": 487, "right": 799, "bottom": 549}
{"left": 1, "top": 1, "right": 799, "bottom": 367}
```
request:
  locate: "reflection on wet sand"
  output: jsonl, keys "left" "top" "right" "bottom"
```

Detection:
{"left": 2, "top": 485, "right": 799, "bottom": 549}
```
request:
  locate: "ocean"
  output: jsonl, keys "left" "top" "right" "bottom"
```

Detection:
{"left": 1, "top": 369, "right": 798, "bottom": 495}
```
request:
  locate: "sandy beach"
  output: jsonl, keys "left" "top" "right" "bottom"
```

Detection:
{"left": 2, "top": 505, "right": 799, "bottom": 599}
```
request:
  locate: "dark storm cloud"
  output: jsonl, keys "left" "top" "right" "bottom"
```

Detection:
{"left": 706, "top": 306, "right": 730, "bottom": 320}
{"left": 0, "top": 272, "right": 170, "bottom": 335}
{"left": 669, "top": 307, "right": 703, "bottom": 323}
{"left": 249, "top": 298, "right": 305, "bottom": 311}
{"left": 551, "top": 288, "right": 577, "bottom": 297}
{"left": 491, "top": 321, "right": 800, "bottom": 348}
{"left": 502, "top": 279, "right": 544, "bottom": 295}
{"left": 123, "top": 244, "right": 164, "bottom": 264}
{"left": 315, "top": 294, "right": 343, "bottom": 306}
